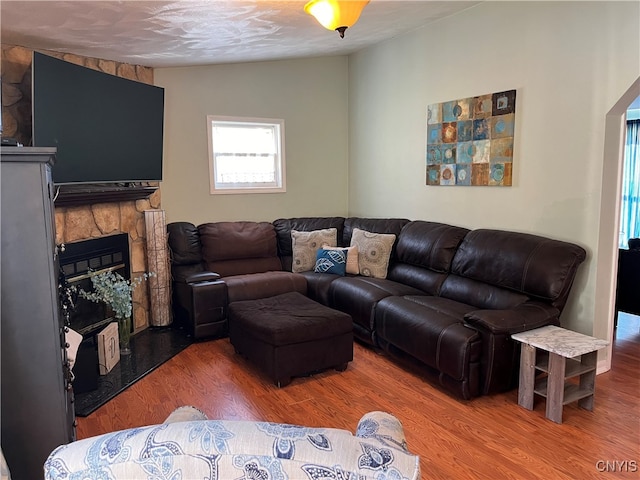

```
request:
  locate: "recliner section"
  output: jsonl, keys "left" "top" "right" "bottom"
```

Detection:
{"left": 167, "top": 221, "right": 306, "bottom": 338}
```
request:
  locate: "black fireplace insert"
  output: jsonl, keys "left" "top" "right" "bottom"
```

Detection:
{"left": 59, "top": 233, "right": 131, "bottom": 337}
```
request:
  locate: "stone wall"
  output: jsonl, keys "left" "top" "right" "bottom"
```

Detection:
{"left": 1, "top": 44, "right": 159, "bottom": 332}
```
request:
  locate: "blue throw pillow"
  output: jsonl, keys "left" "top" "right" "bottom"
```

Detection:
{"left": 314, "top": 248, "right": 347, "bottom": 276}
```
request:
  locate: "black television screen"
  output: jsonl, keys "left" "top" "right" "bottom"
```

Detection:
{"left": 32, "top": 52, "right": 164, "bottom": 184}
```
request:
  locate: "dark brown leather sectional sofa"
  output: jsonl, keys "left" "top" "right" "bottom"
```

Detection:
{"left": 167, "top": 217, "right": 586, "bottom": 400}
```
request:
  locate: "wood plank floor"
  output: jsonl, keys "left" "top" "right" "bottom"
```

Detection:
{"left": 77, "top": 314, "right": 640, "bottom": 479}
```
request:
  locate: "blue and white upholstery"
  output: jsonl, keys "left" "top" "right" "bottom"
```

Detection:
{"left": 44, "top": 410, "right": 420, "bottom": 480}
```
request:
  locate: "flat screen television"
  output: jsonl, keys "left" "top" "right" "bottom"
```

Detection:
{"left": 32, "top": 52, "right": 164, "bottom": 185}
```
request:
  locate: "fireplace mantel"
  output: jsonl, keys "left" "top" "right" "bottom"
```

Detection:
{"left": 54, "top": 184, "right": 158, "bottom": 207}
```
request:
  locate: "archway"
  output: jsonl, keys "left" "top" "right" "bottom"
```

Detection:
{"left": 594, "top": 77, "right": 640, "bottom": 372}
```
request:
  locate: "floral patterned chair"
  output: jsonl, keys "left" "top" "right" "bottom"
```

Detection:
{"left": 44, "top": 408, "right": 420, "bottom": 480}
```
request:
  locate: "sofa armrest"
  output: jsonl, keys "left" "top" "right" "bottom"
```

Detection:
{"left": 172, "top": 276, "right": 228, "bottom": 339}
{"left": 464, "top": 302, "right": 561, "bottom": 395}
{"left": 464, "top": 302, "right": 560, "bottom": 335}
{"left": 356, "top": 411, "right": 409, "bottom": 453}
{"left": 186, "top": 271, "right": 221, "bottom": 284}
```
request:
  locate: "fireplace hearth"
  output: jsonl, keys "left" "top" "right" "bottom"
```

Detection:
{"left": 73, "top": 326, "right": 192, "bottom": 416}
{"left": 58, "top": 233, "right": 193, "bottom": 407}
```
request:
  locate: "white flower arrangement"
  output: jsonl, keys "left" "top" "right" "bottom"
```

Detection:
{"left": 77, "top": 269, "right": 153, "bottom": 320}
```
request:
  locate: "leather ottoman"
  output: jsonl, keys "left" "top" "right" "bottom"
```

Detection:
{"left": 228, "top": 292, "right": 353, "bottom": 386}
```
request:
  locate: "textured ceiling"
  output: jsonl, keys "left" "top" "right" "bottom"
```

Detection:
{"left": 0, "top": 1, "right": 479, "bottom": 67}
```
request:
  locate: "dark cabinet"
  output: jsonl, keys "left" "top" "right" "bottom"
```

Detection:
{"left": 1, "top": 147, "right": 76, "bottom": 480}
{"left": 616, "top": 248, "right": 640, "bottom": 317}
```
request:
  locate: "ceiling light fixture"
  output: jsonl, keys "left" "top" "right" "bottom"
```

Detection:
{"left": 304, "top": 0, "right": 370, "bottom": 39}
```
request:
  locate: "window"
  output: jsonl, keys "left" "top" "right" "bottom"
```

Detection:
{"left": 207, "top": 116, "right": 286, "bottom": 194}
{"left": 619, "top": 119, "right": 639, "bottom": 248}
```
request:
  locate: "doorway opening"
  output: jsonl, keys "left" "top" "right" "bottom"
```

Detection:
{"left": 596, "top": 77, "right": 640, "bottom": 372}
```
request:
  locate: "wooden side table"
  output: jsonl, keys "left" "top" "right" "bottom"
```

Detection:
{"left": 511, "top": 325, "right": 609, "bottom": 424}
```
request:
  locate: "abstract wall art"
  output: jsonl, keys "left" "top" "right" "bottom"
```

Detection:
{"left": 426, "top": 89, "right": 516, "bottom": 186}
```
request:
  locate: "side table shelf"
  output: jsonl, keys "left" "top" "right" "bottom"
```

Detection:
{"left": 512, "top": 326, "right": 609, "bottom": 424}
{"left": 534, "top": 352, "right": 598, "bottom": 404}
{"left": 534, "top": 377, "right": 596, "bottom": 405}
{"left": 535, "top": 351, "right": 594, "bottom": 376}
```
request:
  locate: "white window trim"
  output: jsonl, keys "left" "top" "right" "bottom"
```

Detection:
{"left": 207, "top": 115, "right": 286, "bottom": 195}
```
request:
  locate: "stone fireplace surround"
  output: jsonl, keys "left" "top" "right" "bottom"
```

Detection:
{"left": 56, "top": 196, "right": 160, "bottom": 333}
{"left": 1, "top": 44, "right": 160, "bottom": 333}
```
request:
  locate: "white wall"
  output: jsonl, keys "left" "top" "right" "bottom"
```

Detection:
{"left": 155, "top": 56, "right": 349, "bottom": 225}
{"left": 348, "top": 1, "right": 639, "bottom": 348}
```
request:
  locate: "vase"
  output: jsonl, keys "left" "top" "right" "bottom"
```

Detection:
{"left": 118, "top": 317, "right": 132, "bottom": 355}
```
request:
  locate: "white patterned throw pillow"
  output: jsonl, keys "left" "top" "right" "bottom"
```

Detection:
{"left": 291, "top": 228, "right": 337, "bottom": 273}
{"left": 350, "top": 228, "right": 396, "bottom": 279}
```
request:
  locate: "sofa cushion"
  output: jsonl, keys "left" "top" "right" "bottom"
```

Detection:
{"left": 329, "top": 276, "right": 423, "bottom": 344}
{"left": 451, "top": 229, "right": 587, "bottom": 309}
{"left": 350, "top": 228, "right": 396, "bottom": 279}
{"left": 291, "top": 228, "right": 337, "bottom": 273}
{"left": 199, "top": 222, "right": 282, "bottom": 276}
{"left": 440, "top": 275, "right": 530, "bottom": 310}
{"left": 314, "top": 248, "right": 347, "bottom": 276}
{"left": 301, "top": 271, "right": 342, "bottom": 305}
{"left": 383, "top": 221, "right": 469, "bottom": 295}
{"left": 167, "top": 222, "right": 203, "bottom": 265}
{"left": 273, "top": 216, "right": 346, "bottom": 256}
{"left": 394, "top": 220, "right": 469, "bottom": 272}
{"left": 224, "top": 271, "right": 307, "bottom": 303}
{"left": 386, "top": 263, "right": 449, "bottom": 296}
{"left": 398, "top": 294, "right": 478, "bottom": 317}
{"left": 342, "top": 217, "right": 410, "bottom": 246}
{"left": 199, "top": 221, "right": 277, "bottom": 261}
